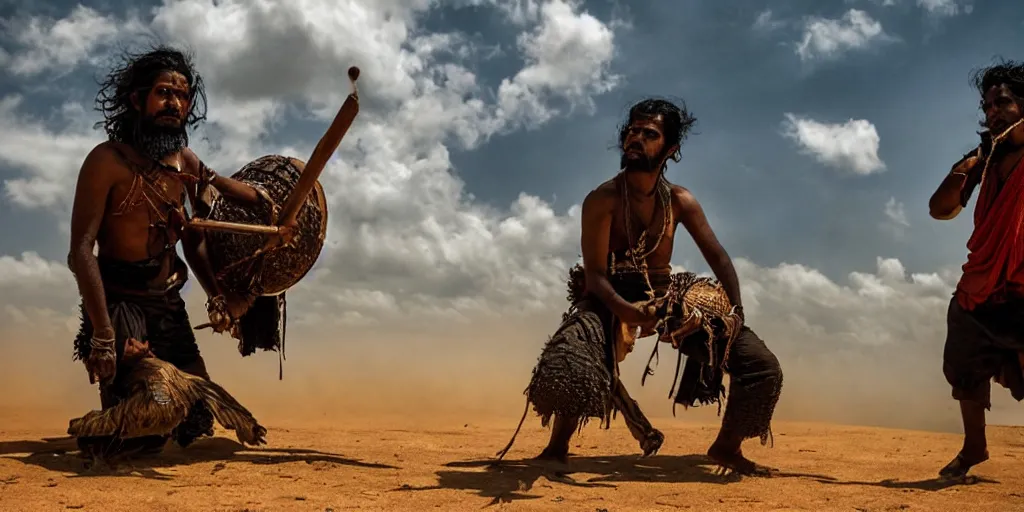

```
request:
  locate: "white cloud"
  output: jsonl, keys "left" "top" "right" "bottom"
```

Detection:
{"left": 917, "top": 0, "right": 968, "bottom": 17}
{"left": 484, "top": 0, "right": 544, "bottom": 25}
{"left": 0, "top": 96, "right": 98, "bottom": 209}
{"left": 858, "top": 0, "right": 973, "bottom": 16}
{"left": 781, "top": 113, "right": 886, "bottom": 175}
{"left": 736, "top": 255, "right": 956, "bottom": 348}
{"left": 753, "top": 9, "right": 786, "bottom": 32}
{"left": 0, "top": 0, "right": 618, "bottom": 322}
{"left": 0, "top": 252, "right": 78, "bottom": 336}
{"left": 795, "top": 9, "right": 888, "bottom": 62}
{"left": 881, "top": 196, "right": 911, "bottom": 238}
{"left": 0, "top": 251, "right": 71, "bottom": 288}
{"left": 0, "top": 5, "right": 147, "bottom": 77}
{"left": 884, "top": 197, "right": 910, "bottom": 226}
{"left": 495, "top": 0, "right": 619, "bottom": 129}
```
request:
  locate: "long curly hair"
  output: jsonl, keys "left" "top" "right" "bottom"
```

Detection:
{"left": 616, "top": 97, "right": 698, "bottom": 166}
{"left": 971, "top": 57, "right": 1024, "bottom": 127}
{"left": 93, "top": 44, "right": 208, "bottom": 143}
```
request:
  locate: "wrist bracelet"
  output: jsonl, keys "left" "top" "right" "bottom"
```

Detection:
{"left": 90, "top": 335, "right": 115, "bottom": 350}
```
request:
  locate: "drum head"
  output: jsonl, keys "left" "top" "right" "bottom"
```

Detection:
{"left": 204, "top": 154, "right": 329, "bottom": 297}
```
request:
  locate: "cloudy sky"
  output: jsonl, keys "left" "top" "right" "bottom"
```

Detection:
{"left": 1, "top": 0, "right": 1023, "bottom": 433}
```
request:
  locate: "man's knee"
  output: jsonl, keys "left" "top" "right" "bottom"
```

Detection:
{"left": 757, "top": 339, "right": 783, "bottom": 379}
{"left": 952, "top": 385, "right": 992, "bottom": 410}
{"left": 731, "top": 327, "right": 783, "bottom": 382}
{"left": 944, "top": 359, "right": 992, "bottom": 408}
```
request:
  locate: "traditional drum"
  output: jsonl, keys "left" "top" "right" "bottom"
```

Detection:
{"left": 203, "top": 155, "right": 328, "bottom": 298}
{"left": 187, "top": 66, "right": 360, "bottom": 375}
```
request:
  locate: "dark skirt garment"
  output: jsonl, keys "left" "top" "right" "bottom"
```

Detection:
{"left": 495, "top": 269, "right": 784, "bottom": 460}
{"left": 73, "top": 255, "right": 213, "bottom": 455}
{"left": 942, "top": 295, "right": 1024, "bottom": 409}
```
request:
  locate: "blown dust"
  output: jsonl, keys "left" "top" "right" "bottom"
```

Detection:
{"left": 1, "top": 291, "right": 1023, "bottom": 511}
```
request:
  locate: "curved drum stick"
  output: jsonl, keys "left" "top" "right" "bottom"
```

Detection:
{"left": 188, "top": 67, "right": 362, "bottom": 237}
{"left": 276, "top": 66, "right": 361, "bottom": 231}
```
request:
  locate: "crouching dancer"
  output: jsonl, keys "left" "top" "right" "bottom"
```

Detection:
{"left": 496, "top": 99, "right": 783, "bottom": 476}
{"left": 67, "top": 45, "right": 275, "bottom": 459}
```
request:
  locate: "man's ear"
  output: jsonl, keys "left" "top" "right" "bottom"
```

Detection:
{"left": 130, "top": 91, "right": 141, "bottom": 112}
{"left": 667, "top": 144, "right": 681, "bottom": 162}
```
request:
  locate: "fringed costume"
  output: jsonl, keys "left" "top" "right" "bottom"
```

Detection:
{"left": 69, "top": 340, "right": 266, "bottom": 452}
{"left": 496, "top": 176, "right": 782, "bottom": 460}
{"left": 72, "top": 147, "right": 239, "bottom": 457}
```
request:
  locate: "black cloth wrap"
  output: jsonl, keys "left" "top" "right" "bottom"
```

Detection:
{"left": 942, "top": 295, "right": 1024, "bottom": 410}
{"left": 73, "top": 254, "right": 214, "bottom": 454}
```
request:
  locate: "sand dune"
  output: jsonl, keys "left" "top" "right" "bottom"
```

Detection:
{"left": 2, "top": 412, "right": 1023, "bottom": 511}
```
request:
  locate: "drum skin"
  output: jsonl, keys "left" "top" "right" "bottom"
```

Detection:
{"left": 204, "top": 154, "right": 328, "bottom": 297}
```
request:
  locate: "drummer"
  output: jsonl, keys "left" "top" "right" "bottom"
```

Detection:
{"left": 67, "top": 44, "right": 293, "bottom": 457}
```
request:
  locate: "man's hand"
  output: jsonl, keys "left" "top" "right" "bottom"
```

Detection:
{"left": 205, "top": 291, "right": 252, "bottom": 334}
{"left": 224, "top": 291, "right": 252, "bottom": 320}
{"left": 84, "top": 334, "right": 117, "bottom": 385}
{"left": 951, "top": 154, "right": 980, "bottom": 177}
{"left": 620, "top": 300, "right": 659, "bottom": 333}
{"left": 255, "top": 218, "right": 301, "bottom": 254}
{"left": 205, "top": 295, "right": 233, "bottom": 333}
{"left": 275, "top": 218, "right": 300, "bottom": 247}
{"left": 732, "top": 304, "right": 746, "bottom": 330}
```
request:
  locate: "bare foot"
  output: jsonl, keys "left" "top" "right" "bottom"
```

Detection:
{"left": 707, "top": 442, "right": 776, "bottom": 477}
{"left": 641, "top": 429, "right": 664, "bottom": 457}
{"left": 939, "top": 449, "right": 989, "bottom": 479}
{"left": 533, "top": 447, "right": 569, "bottom": 465}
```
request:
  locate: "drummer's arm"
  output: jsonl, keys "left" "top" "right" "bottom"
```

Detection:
{"left": 183, "top": 149, "right": 261, "bottom": 205}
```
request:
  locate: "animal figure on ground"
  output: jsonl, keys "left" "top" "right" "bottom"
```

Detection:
{"left": 68, "top": 337, "right": 267, "bottom": 457}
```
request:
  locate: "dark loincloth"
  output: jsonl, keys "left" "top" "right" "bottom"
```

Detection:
{"left": 73, "top": 255, "right": 214, "bottom": 456}
{"left": 497, "top": 256, "right": 782, "bottom": 457}
{"left": 73, "top": 254, "right": 199, "bottom": 368}
{"left": 641, "top": 271, "right": 782, "bottom": 445}
{"left": 942, "top": 295, "right": 1024, "bottom": 409}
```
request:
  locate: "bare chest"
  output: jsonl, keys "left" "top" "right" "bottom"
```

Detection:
{"left": 101, "top": 160, "right": 191, "bottom": 253}
{"left": 609, "top": 197, "right": 678, "bottom": 266}
{"left": 110, "top": 170, "right": 187, "bottom": 218}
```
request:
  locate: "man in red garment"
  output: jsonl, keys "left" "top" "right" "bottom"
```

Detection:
{"left": 928, "top": 59, "right": 1024, "bottom": 478}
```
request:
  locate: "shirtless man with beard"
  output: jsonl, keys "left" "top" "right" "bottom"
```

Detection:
{"left": 502, "top": 98, "right": 784, "bottom": 476}
{"left": 68, "top": 45, "right": 291, "bottom": 457}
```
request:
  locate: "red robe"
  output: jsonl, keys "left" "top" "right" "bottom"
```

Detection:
{"left": 955, "top": 155, "right": 1024, "bottom": 310}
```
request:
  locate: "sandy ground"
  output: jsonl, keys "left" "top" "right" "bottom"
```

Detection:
{"left": 2, "top": 413, "right": 1023, "bottom": 512}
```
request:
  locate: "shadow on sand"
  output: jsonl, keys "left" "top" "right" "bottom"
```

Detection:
{"left": 0, "top": 435, "right": 397, "bottom": 481}
{"left": 812, "top": 475, "right": 1000, "bottom": 492}
{"left": 395, "top": 453, "right": 838, "bottom": 506}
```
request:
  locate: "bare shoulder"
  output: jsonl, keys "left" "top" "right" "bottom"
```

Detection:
{"left": 668, "top": 183, "right": 700, "bottom": 213}
{"left": 77, "top": 141, "right": 128, "bottom": 180}
{"left": 583, "top": 179, "right": 618, "bottom": 212}
{"left": 82, "top": 141, "right": 120, "bottom": 166}
{"left": 179, "top": 147, "right": 205, "bottom": 178}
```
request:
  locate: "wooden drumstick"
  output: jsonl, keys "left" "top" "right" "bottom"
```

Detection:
{"left": 275, "top": 66, "right": 361, "bottom": 231}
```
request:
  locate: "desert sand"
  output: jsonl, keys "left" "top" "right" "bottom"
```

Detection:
{"left": 3, "top": 308, "right": 1024, "bottom": 511}
{"left": 2, "top": 411, "right": 1023, "bottom": 512}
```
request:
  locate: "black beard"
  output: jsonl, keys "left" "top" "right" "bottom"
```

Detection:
{"left": 132, "top": 117, "right": 189, "bottom": 162}
{"left": 620, "top": 150, "right": 661, "bottom": 173}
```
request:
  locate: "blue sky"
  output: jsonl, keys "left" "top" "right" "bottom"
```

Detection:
{"left": 1, "top": 0, "right": 1023, "bottom": 429}
{"left": 2, "top": 0, "right": 1021, "bottom": 277}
